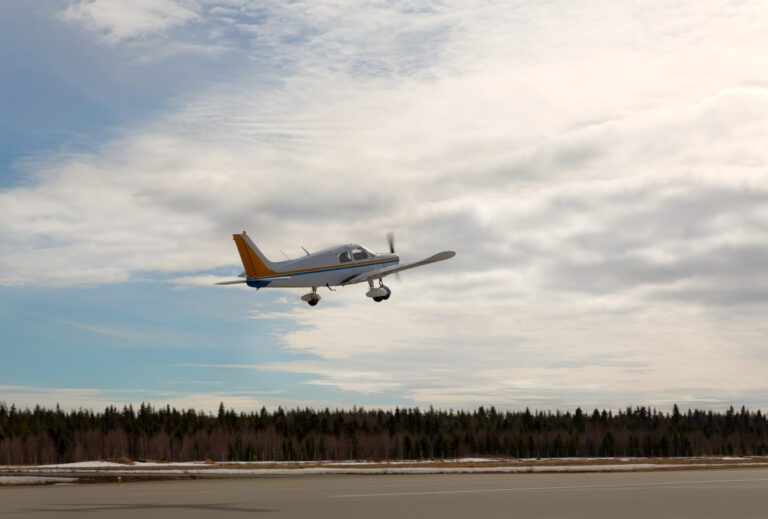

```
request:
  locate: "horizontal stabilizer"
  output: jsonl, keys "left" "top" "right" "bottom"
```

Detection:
{"left": 215, "top": 279, "right": 248, "bottom": 285}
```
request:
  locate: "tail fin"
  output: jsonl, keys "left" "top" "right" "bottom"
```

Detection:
{"left": 232, "top": 232, "right": 277, "bottom": 278}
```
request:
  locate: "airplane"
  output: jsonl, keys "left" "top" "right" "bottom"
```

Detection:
{"left": 217, "top": 231, "right": 455, "bottom": 306}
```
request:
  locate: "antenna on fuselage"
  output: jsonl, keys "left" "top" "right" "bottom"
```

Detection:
{"left": 279, "top": 249, "right": 290, "bottom": 260}
{"left": 301, "top": 246, "right": 310, "bottom": 256}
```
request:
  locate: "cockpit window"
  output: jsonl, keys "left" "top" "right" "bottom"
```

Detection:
{"left": 339, "top": 251, "right": 351, "bottom": 263}
{"left": 351, "top": 247, "right": 368, "bottom": 260}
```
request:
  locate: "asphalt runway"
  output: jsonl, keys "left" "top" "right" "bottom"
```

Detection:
{"left": 2, "top": 468, "right": 768, "bottom": 518}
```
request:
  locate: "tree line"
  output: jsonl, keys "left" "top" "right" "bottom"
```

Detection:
{"left": 0, "top": 402, "right": 766, "bottom": 465}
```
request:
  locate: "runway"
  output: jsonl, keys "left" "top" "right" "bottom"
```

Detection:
{"left": 2, "top": 468, "right": 767, "bottom": 518}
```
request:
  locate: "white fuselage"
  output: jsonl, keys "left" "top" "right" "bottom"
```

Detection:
{"left": 248, "top": 244, "right": 399, "bottom": 288}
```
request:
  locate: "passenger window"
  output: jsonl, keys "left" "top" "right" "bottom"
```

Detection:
{"left": 351, "top": 247, "right": 368, "bottom": 260}
{"left": 339, "top": 251, "right": 351, "bottom": 263}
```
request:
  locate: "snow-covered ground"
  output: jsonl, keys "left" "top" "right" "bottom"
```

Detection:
{"left": 31, "top": 461, "right": 129, "bottom": 469}
{"left": 4, "top": 462, "right": 767, "bottom": 476}
{"left": 0, "top": 476, "right": 76, "bottom": 485}
{"left": 1, "top": 457, "right": 505, "bottom": 470}
{"left": 2, "top": 457, "right": 766, "bottom": 483}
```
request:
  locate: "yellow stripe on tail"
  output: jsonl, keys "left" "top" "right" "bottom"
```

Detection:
{"left": 233, "top": 234, "right": 276, "bottom": 278}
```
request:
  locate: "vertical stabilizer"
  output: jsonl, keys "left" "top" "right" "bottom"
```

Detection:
{"left": 232, "top": 232, "right": 277, "bottom": 278}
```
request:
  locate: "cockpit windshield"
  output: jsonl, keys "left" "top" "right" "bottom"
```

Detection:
{"left": 350, "top": 246, "right": 369, "bottom": 260}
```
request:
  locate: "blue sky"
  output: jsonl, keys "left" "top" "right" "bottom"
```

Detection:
{"left": 0, "top": 1, "right": 251, "bottom": 180}
{"left": 1, "top": 0, "right": 768, "bottom": 412}
{"left": 0, "top": 282, "right": 401, "bottom": 409}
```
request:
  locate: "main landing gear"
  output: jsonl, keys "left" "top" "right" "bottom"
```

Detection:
{"left": 302, "top": 281, "right": 392, "bottom": 306}
{"left": 366, "top": 279, "right": 391, "bottom": 303}
{"left": 301, "top": 287, "right": 321, "bottom": 306}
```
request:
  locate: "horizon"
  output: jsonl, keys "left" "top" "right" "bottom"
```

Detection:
{"left": 0, "top": 400, "right": 761, "bottom": 416}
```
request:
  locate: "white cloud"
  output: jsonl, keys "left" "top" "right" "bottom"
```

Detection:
{"left": 61, "top": 0, "right": 201, "bottom": 44}
{"left": 0, "top": 385, "right": 145, "bottom": 410}
{"left": 5, "top": 0, "right": 768, "bottom": 409}
{"left": 0, "top": 385, "right": 356, "bottom": 412}
{"left": 224, "top": 285, "right": 768, "bottom": 409}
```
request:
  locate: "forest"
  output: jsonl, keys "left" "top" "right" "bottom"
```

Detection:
{"left": 1, "top": 402, "right": 767, "bottom": 465}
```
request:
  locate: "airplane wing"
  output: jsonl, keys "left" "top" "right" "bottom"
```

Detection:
{"left": 341, "top": 251, "right": 455, "bottom": 285}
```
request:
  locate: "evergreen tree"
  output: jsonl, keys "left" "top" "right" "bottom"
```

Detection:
{"left": 0, "top": 403, "right": 766, "bottom": 464}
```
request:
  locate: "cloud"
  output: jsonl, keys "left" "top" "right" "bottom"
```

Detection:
{"left": 4, "top": 0, "right": 768, "bottom": 409}
{"left": 59, "top": 319, "right": 151, "bottom": 342}
{"left": 0, "top": 384, "right": 357, "bottom": 412}
{"left": 60, "top": 0, "right": 201, "bottom": 44}
{"left": 0, "top": 385, "right": 145, "bottom": 410}
{"left": 538, "top": 183, "right": 768, "bottom": 302}
{"left": 232, "top": 291, "right": 768, "bottom": 409}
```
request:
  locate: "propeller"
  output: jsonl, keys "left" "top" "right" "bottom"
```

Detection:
{"left": 386, "top": 232, "right": 401, "bottom": 282}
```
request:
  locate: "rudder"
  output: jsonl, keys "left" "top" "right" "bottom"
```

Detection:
{"left": 232, "top": 233, "right": 277, "bottom": 278}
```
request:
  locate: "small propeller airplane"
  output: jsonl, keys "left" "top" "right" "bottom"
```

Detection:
{"left": 217, "top": 231, "right": 455, "bottom": 306}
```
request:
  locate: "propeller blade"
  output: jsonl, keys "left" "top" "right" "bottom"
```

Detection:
{"left": 387, "top": 232, "right": 399, "bottom": 281}
{"left": 386, "top": 231, "right": 395, "bottom": 254}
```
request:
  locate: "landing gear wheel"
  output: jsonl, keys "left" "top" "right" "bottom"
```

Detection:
{"left": 367, "top": 280, "right": 391, "bottom": 302}
{"left": 301, "top": 287, "right": 321, "bottom": 307}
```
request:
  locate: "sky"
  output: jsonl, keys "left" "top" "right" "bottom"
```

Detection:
{"left": 1, "top": 0, "right": 767, "bottom": 413}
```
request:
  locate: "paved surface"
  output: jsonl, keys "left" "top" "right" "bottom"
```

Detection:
{"left": 2, "top": 468, "right": 768, "bottom": 518}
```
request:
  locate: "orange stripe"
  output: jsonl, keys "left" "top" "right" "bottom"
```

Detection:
{"left": 256, "top": 257, "right": 393, "bottom": 279}
{"left": 233, "top": 235, "right": 276, "bottom": 277}
{"left": 233, "top": 233, "right": 397, "bottom": 279}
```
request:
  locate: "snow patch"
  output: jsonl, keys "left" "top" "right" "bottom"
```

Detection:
{"left": 132, "top": 461, "right": 211, "bottom": 467}
{"left": 102, "top": 464, "right": 653, "bottom": 476}
{"left": 0, "top": 476, "right": 76, "bottom": 485}
{"left": 37, "top": 461, "right": 128, "bottom": 468}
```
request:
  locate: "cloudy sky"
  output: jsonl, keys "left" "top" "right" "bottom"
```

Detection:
{"left": 1, "top": 0, "right": 767, "bottom": 413}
